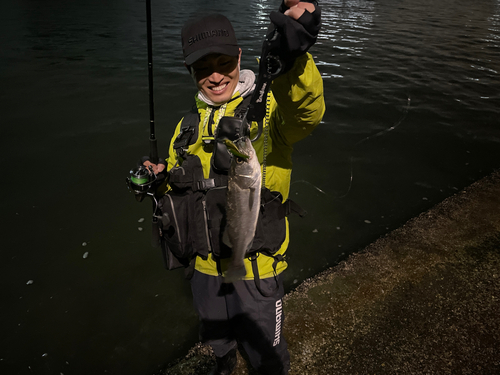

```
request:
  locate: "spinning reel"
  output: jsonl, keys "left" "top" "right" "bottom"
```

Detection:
{"left": 126, "top": 165, "right": 158, "bottom": 202}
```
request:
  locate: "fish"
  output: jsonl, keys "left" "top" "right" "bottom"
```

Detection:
{"left": 222, "top": 137, "right": 262, "bottom": 282}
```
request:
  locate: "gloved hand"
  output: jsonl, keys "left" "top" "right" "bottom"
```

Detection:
{"left": 140, "top": 156, "right": 166, "bottom": 175}
{"left": 268, "top": 0, "right": 321, "bottom": 72}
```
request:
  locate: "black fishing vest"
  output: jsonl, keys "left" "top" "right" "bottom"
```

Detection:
{"left": 158, "top": 99, "right": 305, "bottom": 270}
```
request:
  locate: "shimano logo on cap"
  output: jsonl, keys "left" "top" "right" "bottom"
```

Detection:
{"left": 188, "top": 29, "right": 230, "bottom": 46}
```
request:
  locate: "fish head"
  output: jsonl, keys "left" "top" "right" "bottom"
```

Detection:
{"left": 224, "top": 138, "right": 261, "bottom": 188}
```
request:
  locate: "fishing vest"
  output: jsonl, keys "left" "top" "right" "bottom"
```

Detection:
{"left": 157, "top": 99, "right": 305, "bottom": 270}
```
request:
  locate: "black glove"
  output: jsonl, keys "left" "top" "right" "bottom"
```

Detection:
{"left": 139, "top": 156, "right": 168, "bottom": 183}
{"left": 268, "top": 0, "right": 321, "bottom": 72}
{"left": 139, "top": 156, "right": 166, "bottom": 169}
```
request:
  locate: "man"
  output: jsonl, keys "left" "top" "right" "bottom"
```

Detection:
{"left": 145, "top": 1, "right": 324, "bottom": 374}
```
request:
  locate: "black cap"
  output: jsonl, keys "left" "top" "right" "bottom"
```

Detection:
{"left": 181, "top": 14, "right": 240, "bottom": 66}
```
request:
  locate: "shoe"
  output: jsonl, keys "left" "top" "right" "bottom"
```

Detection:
{"left": 209, "top": 348, "right": 237, "bottom": 375}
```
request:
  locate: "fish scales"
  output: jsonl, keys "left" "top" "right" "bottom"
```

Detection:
{"left": 223, "top": 137, "right": 261, "bottom": 282}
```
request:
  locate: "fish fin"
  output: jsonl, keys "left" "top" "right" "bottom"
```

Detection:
{"left": 249, "top": 187, "right": 260, "bottom": 210}
{"left": 248, "top": 188, "right": 255, "bottom": 209}
{"left": 223, "top": 139, "right": 249, "bottom": 159}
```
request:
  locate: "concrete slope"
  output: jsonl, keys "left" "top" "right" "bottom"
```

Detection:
{"left": 163, "top": 171, "right": 500, "bottom": 375}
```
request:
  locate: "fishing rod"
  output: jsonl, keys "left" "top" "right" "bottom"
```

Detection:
{"left": 126, "top": 0, "right": 159, "bottom": 202}
{"left": 244, "top": 0, "right": 319, "bottom": 141}
{"left": 210, "top": 25, "right": 283, "bottom": 175}
{"left": 245, "top": 26, "right": 283, "bottom": 142}
{"left": 146, "top": 0, "right": 158, "bottom": 164}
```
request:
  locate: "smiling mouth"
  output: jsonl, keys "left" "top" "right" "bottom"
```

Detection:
{"left": 211, "top": 82, "right": 228, "bottom": 92}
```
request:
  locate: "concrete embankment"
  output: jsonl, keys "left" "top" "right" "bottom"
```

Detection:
{"left": 162, "top": 171, "right": 500, "bottom": 375}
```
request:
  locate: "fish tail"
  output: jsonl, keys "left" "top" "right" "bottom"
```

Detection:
{"left": 224, "top": 264, "right": 247, "bottom": 283}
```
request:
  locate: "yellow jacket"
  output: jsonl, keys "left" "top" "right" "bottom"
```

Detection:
{"left": 165, "top": 52, "right": 325, "bottom": 280}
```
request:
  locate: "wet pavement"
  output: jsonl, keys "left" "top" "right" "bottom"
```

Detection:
{"left": 161, "top": 171, "right": 500, "bottom": 375}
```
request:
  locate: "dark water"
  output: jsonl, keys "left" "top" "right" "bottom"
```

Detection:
{"left": 1, "top": 0, "right": 499, "bottom": 373}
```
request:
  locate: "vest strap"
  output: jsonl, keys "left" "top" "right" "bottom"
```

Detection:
{"left": 196, "top": 178, "right": 217, "bottom": 191}
{"left": 249, "top": 253, "right": 284, "bottom": 297}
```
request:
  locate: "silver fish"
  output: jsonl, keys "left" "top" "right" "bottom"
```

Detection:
{"left": 222, "top": 137, "right": 262, "bottom": 282}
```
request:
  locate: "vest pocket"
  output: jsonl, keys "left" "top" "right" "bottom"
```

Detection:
{"left": 203, "top": 187, "right": 232, "bottom": 258}
{"left": 158, "top": 193, "right": 191, "bottom": 262}
{"left": 204, "top": 188, "right": 288, "bottom": 258}
{"left": 251, "top": 189, "right": 287, "bottom": 255}
{"left": 158, "top": 189, "right": 212, "bottom": 268}
{"left": 158, "top": 185, "right": 292, "bottom": 267}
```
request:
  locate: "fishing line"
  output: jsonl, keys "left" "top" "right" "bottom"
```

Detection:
{"left": 290, "top": 180, "right": 328, "bottom": 195}
{"left": 337, "top": 96, "right": 411, "bottom": 199}
{"left": 289, "top": 96, "right": 411, "bottom": 200}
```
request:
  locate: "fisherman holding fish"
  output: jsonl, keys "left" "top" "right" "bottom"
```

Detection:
{"left": 144, "top": 1, "right": 324, "bottom": 373}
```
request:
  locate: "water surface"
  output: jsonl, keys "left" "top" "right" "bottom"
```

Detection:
{"left": 0, "top": 0, "right": 499, "bottom": 373}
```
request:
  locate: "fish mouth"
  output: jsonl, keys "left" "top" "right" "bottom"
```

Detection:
{"left": 224, "top": 139, "right": 249, "bottom": 160}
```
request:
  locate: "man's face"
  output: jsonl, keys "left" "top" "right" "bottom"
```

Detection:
{"left": 190, "top": 49, "right": 241, "bottom": 105}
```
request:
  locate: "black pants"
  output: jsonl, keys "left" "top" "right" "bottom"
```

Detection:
{"left": 190, "top": 270, "right": 290, "bottom": 375}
